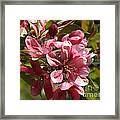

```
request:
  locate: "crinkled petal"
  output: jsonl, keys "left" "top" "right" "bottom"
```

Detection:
{"left": 79, "top": 66, "right": 90, "bottom": 77}
{"left": 69, "top": 36, "right": 81, "bottom": 44}
{"left": 46, "top": 52, "right": 62, "bottom": 67}
{"left": 69, "top": 30, "right": 84, "bottom": 44}
{"left": 25, "top": 36, "right": 43, "bottom": 58}
{"left": 87, "top": 53, "right": 96, "bottom": 65}
{"left": 62, "top": 30, "right": 84, "bottom": 45}
{"left": 80, "top": 38, "right": 88, "bottom": 46}
{"left": 69, "top": 56, "right": 87, "bottom": 68}
{"left": 61, "top": 34, "right": 69, "bottom": 42}
{"left": 53, "top": 42, "right": 63, "bottom": 48}
{"left": 69, "top": 30, "right": 84, "bottom": 38}
{"left": 74, "top": 76, "right": 89, "bottom": 86}
{"left": 61, "top": 41, "right": 72, "bottom": 61}
{"left": 60, "top": 82, "right": 73, "bottom": 90}
{"left": 50, "top": 70, "right": 63, "bottom": 83}
{"left": 72, "top": 45, "right": 89, "bottom": 58}
{"left": 44, "top": 39, "right": 56, "bottom": 48}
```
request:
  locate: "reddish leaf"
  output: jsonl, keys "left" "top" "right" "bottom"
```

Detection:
{"left": 44, "top": 74, "right": 53, "bottom": 99}
{"left": 68, "top": 86, "right": 80, "bottom": 100}
{"left": 31, "top": 80, "right": 42, "bottom": 96}
{"left": 29, "top": 60, "right": 42, "bottom": 76}
{"left": 52, "top": 88, "right": 66, "bottom": 100}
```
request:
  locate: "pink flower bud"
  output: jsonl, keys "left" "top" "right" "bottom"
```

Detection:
{"left": 49, "top": 24, "right": 58, "bottom": 38}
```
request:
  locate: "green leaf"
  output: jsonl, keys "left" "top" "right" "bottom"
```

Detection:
{"left": 89, "top": 67, "right": 100, "bottom": 80}
{"left": 20, "top": 72, "right": 33, "bottom": 85}
{"left": 81, "top": 20, "right": 100, "bottom": 39}
{"left": 45, "top": 20, "right": 53, "bottom": 30}
{"left": 88, "top": 24, "right": 99, "bottom": 39}
{"left": 20, "top": 78, "right": 32, "bottom": 99}
{"left": 24, "top": 62, "right": 32, "bottom": 68}
{"left": 88, "top": 32, "right": 100, "bottom": 50}
{"left": 20, "top": 78, "right": 43, "bottom": 100}
{"left": 81, "top": 20, "right": 90, "bottom": 32}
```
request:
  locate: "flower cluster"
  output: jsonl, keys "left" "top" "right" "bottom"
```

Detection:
{"left": 20, "top": 20, "right": 95, "bottom": 100}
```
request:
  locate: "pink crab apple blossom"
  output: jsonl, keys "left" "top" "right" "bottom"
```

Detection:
{"left": 20, "top": 20, "right": 99, "bottom": 100}
{"left": 46, "top": 40, "right": 94, "bottom": 99}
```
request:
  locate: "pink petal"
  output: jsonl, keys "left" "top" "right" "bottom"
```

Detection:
{"left": 87, "top": 53, "right": 96, "bottom": 65}
{"left": 79, "top": 66, "right": 90, "bottom": 77}
{"left": 72, "top": 45, "right": 89, "bottom": 58}
{"left": 80, "top": 38, "right": 88, "bottom": 46}
{"left": 44, "top": 39, "right": 56, "bottom": 48}
{"left": 44, "top": 74, "right": 53, "bottom": 99}
{"left": 69, "top": 30, "right": 84, "bottom": 39}
{"left": 61, "top": 41, "right": 72, "bottom": 61}
{"left": 67, "top": 72, "right": 78, "bottom": 81}
{"left": 69, "top": 56, "right": 87, "bottom": 68}
{"left": 72, "top": 44, "right": 85, "bottom": 57}
{"left": 53, "top": 42, "right": 63, "bottom": 48}
{"left": 46, "top": 52, "right": 62, "bottom": 67}
{"left": 69, "top": 30, "right": 84, "bottom": 44}
{"left": 69, "top": 36, "right": 81, "bottom": 44}
{"left": 60, "top": 82, "right": 73, "bottom": 90}
{"left": 42, "top": 39, "right": 56, "bottom": 54}
{"left": 50, "top": 70, "right": 63, "bottom": 83}
{"left": 25, "top": 36, "right": 43, "bottom": 58}
{"left": 31, "top": 80, "right": 42, "bottom": 96}
{"left": 61, "top": 30, "right": 84, "bottom": 45}
{"left": 61, "top": 34, "right": 69, "bottom": 42}
{"left": 74, "top": 76, "right": 89, "bottom": 86}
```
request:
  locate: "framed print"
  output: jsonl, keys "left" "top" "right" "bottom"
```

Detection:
{"left": 0, "top": 0, "right": 120, "bottom": 119}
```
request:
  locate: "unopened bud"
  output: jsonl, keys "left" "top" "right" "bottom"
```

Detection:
{"left": 49, "top": 24, "right": 58, "bottom": 38}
